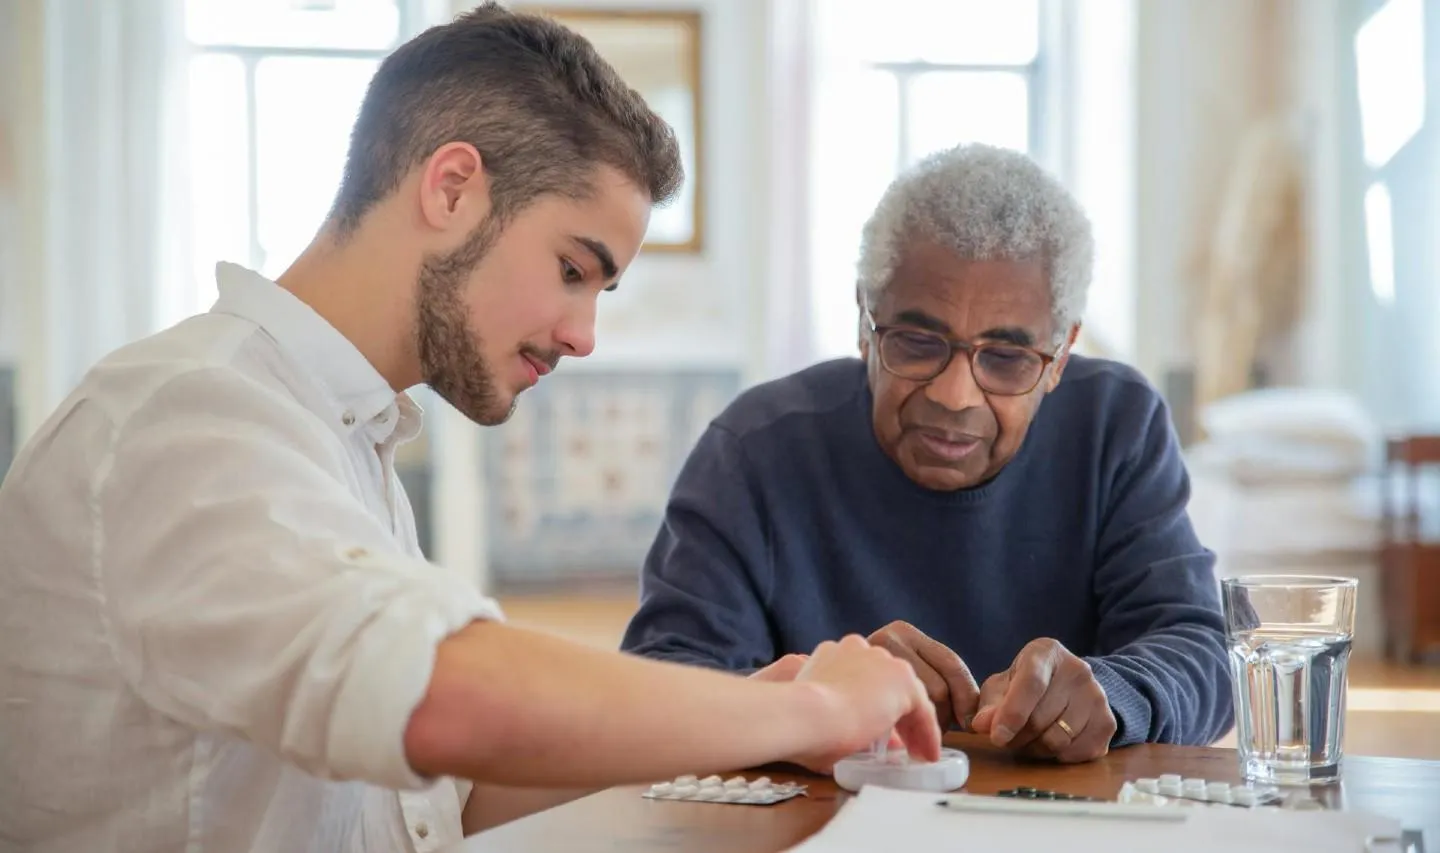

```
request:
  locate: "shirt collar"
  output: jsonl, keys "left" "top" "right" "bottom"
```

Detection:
{"left": 209, "top": 262, "right": 417, "bottom": 441}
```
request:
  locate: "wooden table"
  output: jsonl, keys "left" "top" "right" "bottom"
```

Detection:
{"left": 464, "top": 734, "right": 1440, "bottom": 852}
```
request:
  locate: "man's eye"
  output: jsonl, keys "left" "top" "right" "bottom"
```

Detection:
{"left": 560, "top": 258, "right": 584, "bottom": 284}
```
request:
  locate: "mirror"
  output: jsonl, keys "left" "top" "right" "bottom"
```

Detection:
{"left": 521, "top": 7, "right": 703, "bottom": 253}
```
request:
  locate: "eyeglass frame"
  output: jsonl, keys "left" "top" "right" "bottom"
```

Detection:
{"left": 862, "top": 308, "right": 1065, "bottom": 397}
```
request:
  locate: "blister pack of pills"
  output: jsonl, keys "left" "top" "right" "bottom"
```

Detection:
{"left": 642, "top": 774, "right": 808, "bottom": 806}
{"left": 1116, "top": 775, "right": 1320, "bottom": 809}
{"left": 994, "top": 786, "right": 1103, "bottom": 802}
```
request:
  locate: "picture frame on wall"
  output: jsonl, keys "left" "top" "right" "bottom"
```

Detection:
{"left": 519, "top": 6, "right": 704, "bottom": 253}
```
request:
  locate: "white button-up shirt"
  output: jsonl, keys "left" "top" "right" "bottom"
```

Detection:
{"left": 0, "top": 263, "right": 503, "bottom": 852}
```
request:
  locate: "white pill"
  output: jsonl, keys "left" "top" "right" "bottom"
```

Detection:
{"left": 1231, "top": 789, "right": 1259, "bottom": 807}
{"left": 724, "top": 776, "right": 749, "bottom": 789}
{"left": 701, "top": 775, "right": 723, "bottom": 786}
{"left": 649, "top": 783, "right": 674, "bottom": 796}
{"left": 1206, "top": 782, "right": 1232, "bottom": 802}
{"left": 1134, "top": 778, "right": 1160, "bottom": 794}
{"left": 672, "top": 784, "right": 699, "bottom": 798}
{"left": 722, "top": 788, "right": 749, "bottom": 801}
{"left": 748, "top": 777, "right": 772, "bottom": 791}
{"left": 1158, "top": 774, "right": 1182, "bottom": 786}
{"left": 675, "top": 775, "right": 698, "bottom": 786}
{"left": 695, "top": 787, "right": 723, "bottom": 800}
{"left": 1158, "top": 782, "right": 1183, "bottom": 798}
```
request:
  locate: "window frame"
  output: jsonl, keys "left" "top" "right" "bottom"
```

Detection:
{"left": 864, "top": 22, "right": 1050, "bottom": 176}
{"left": 182, "top": 0, "right": 428, "bottom": 283}
{"left": 804, "top": 0, "right": 1058, "bottom": 362}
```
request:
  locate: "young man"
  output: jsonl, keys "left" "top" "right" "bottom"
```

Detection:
{"left": 0, "top": 6, "right": 938, "bottom": 852}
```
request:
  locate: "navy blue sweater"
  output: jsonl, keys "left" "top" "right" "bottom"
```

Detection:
{"left": 621, "top": 356, "right": 1233, "bottom": 747}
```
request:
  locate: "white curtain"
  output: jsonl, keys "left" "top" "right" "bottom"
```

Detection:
{"left": 760, "top": 0, "right": 817, "bottom": 380}
{"left": 9, "top": 0, "right": 191, "bottom": 438}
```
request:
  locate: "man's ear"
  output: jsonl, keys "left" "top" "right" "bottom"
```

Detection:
{"left": 1044, "top": 323, "right": 1081, "bottom": 392}
{"left": 418, "top": 142, "right": 491, "bottom": 233}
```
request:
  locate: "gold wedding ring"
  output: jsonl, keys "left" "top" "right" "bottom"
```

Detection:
{"left": 1056, "top": 718, "right": 1075, "bottom": 738}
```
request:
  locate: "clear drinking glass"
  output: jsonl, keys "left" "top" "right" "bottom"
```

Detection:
{"left": 1222, "top": 575, "right": 1358, "bottom": 786}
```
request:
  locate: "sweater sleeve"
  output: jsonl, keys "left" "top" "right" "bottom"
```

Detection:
{"left": 1083, "top": 392, "right": 1234, "bottom": 747}
{"left": 620, "top": 424, "right": 776, "bottom": 673}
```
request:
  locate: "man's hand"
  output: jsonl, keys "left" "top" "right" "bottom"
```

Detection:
{"left": 749, "top": 654, "right": 809, "bottom": 683}
{"left": 968, "top": 638, "right": 1116, "bottom": 763}
{"left": 866, "top": 621, "right": 980, "bottom": 731}
{"left": 788, "top": 635, "right": 941, "bottom": 773}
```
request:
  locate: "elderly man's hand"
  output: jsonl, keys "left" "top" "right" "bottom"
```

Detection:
{"left": 969, "top": 638, "right": 1116, "bottom": 763}
{"left": 866, "top": 621, "right": 980, "bottom": 731}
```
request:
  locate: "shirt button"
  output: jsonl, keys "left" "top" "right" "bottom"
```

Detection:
{"left": 415, "top": 822, "right": 430, "bottom": 839}
{"left": 341, "top": 411, "right": 356, "bottom": 426}
{"left": 343, "top": 546, "right": 369, "bottom": 560}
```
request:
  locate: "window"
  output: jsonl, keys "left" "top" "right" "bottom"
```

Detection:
{"left": 184, "top": 0, "right": 424, "bottom": 308}
{"left": 808, "top": 0, "right": 1048, "bottom": 361}
{"left": 1354, "top": 0, "right": 1424, "bottom": 307}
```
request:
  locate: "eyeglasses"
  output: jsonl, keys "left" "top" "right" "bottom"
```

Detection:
{"left": 865, "top": 311, "right": 1059, "bottom": 396}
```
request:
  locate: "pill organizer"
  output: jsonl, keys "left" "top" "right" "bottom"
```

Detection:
{"left": 834, "top": 746, "right": 971, "bottom": 793}
{"left": 642, "top": 774, "right": 808, "bottom": 806}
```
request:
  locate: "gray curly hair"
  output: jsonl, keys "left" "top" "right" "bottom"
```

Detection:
{"left": 856, "top": 143, "right": 1094, "bottom": 345}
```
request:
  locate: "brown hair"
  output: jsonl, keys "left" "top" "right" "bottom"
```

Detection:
{"left": 330, "top": 1, "right": 683, "bottom": 232}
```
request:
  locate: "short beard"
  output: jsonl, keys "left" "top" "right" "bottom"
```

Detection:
{"left": 415, "top": 216, "right": 516, "bottom": 425}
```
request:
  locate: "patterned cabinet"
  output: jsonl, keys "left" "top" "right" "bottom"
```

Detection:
{"left": 484, "top": 369, "right": 741, "bottom": 587}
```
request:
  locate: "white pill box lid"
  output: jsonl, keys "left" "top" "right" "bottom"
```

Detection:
{"left": 833, "top": 747, "right": 970, "bottom": 793}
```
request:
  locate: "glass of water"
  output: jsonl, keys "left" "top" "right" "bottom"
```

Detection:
{"left": 1222, "top": 575, "right": 1358, "bottom": 786}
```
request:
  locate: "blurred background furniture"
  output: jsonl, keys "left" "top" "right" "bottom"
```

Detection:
{"left": 1381, "top": 435, "right": 1440, "bottom": 664}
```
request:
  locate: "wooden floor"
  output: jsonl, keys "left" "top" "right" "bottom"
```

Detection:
{"left": 498, "top": 594, "right": 1440, "bottom": 761}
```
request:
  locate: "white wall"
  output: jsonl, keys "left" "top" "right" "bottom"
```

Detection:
{"left": 0, "top": 1, "right": 22, "bottom": 367}
{"left": 8, "top": 0, "right": 49, "bottom": 440}
{"left": 1131, "top": 0, "right": 1363, "bottom": 399}
{"left": 1134, "top": 0, "right": 1270, "bottom": 384}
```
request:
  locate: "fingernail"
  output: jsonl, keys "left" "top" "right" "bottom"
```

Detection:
{"left": 995, "top": 725, "right": 1015, "bottom": 743}
{"left": 961, "top": 714, "right": 975, "bottom": 732}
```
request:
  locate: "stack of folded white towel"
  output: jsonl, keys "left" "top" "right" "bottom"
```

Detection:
{"left": 1185, "top": 387, "right": 1387, "bottom": 655}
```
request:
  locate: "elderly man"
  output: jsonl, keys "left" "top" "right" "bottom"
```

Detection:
{"left": 621, "top": 143, "right": 1232, "bottom": 763}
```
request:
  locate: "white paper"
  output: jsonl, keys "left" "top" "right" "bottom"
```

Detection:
{"left": 784, "top": 787, "right": 1405, "bottom": 853}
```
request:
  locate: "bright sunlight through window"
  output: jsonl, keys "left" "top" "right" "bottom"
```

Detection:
{"left": 1364, "top": 181, "right": 1396, "bottom": 306}
{"left": 1355, "top": 0, "right": 1426, "bottom": 169}
{"left": 808, "top": 0, "right": 1042, "bottom": 361}
{"left": 184, "top": 0, "right": 409, "bottom": 309}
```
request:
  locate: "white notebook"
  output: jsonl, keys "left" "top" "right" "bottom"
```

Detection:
{"left": 784, "top": 787, "right": 1407, "bottom": 853}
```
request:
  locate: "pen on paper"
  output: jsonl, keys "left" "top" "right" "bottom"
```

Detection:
{"left": 934, "top": 796, "right": 1189, "bottom": 823}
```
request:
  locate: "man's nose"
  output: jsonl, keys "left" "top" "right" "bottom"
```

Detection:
{"left": 923, "top": 352, "right": 986, "bottom": 412}
{"left": 556, "top": 299, "right": 597, "bottom": 358}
